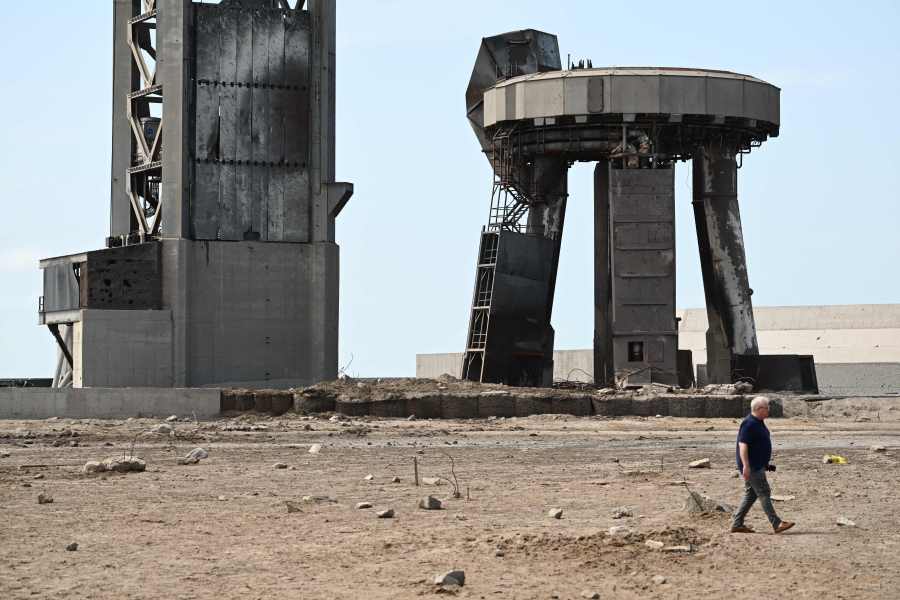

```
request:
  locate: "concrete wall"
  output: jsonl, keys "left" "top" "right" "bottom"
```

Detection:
{"left": 0, "top": 388, "right": 220, "bottom": 419}
{"left": 417, "top": 305, "right": 900, "bottom": 395}
{"left": 677, "top": 304, "right": 900, "bottom": 366}
{"left": 75, "top": 310, "right": 173, "bottom": 387}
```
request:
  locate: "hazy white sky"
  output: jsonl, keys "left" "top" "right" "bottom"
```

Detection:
{"left": 1, "top": 1, "right": 898, "bottom": 378}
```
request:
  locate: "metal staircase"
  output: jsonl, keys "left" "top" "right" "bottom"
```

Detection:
{"left": 462, "top": 126, "right": 532, "bottom": 381}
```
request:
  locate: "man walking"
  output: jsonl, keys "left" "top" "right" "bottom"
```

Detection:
{"left": 731, "top": 396, "right": 795, "bottom": 534}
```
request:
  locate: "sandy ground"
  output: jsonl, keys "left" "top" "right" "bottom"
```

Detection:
{"left": 2, "top": 408, "right": 899, "bottom": 599}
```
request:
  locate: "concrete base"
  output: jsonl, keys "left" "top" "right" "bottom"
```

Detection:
{"left": 75, "top": 309, "right": 173, "bottom": 387}
{"left": 67, "top": 239, "right": 340, "bottom": 389}
{"left": 0, "top": 388, "right": 220, "bottom": 419}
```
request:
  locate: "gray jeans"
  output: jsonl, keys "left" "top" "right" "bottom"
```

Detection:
{"left": 732, "top": 468, "right": 782, "bottom": 529}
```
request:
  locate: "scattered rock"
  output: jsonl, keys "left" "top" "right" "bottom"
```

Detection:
{"left": 664, "top": 545, "right": 692, "bottom": 553}
{"left": 329, "top": 415, "right": 342, "bottom": 423}
{"left": 684, "top": 491, "right": 733, "bottom": 514}
{"left": 363, "top": 473, "right": 374, "bottom": 481}
{"left": 33, "top": 474, "right": 45, "bottom": 480}
{"left": 356, "top": 502, "right": 373, "bottom": 509}
{"left": 302, "top": 495, "right": 337, "bottom": 504}
{"left": 612, "top": 506, "right": 633, "bottom": 519}
{"left": 308, "top": 444, "right": 322, "bottom": 454}
{"left": 285, "top": 501, "right": 303, "bottom": 513}
{"left": 273, "top": 463, "right": 289, "bottom": 470}
{"left": 65, "top": 542, "right": 78, "bottom": 552}
{"left": 391, "top": 476, "right": 401, "bottom": 483}
{"left": 652, "top": 575, "right": 668, "bottom": 585}
{"left": 422, "top": 477, "right": 442, "bottom": 485}
{"left": 418, "top": 495, "right": 443, "bottom": 510}
{"left": 771, "top": 495, "right": 795, "bottom": 502}
{"left": 548, "top": 508, "right": 564, "bottom": 519}
{"left": 0, "top": 451, "right": 9, "bottom": 458}
{"left": 152, "top": 423, "right": 173, "bottom": 435}
{"left": 645, "top": 540, "right": 665, "bottom": 550}
{"left": 608, "top": 525, "right": 631, "bottom": 537}
{"left": 177, "top": 447, "right": 209, "bottom": 465}
{"left": 37, "top": 493, "right": 54, "bottom": 505}
{"left": 166, "top": 415, "right": 178, "bottom": 422}
{"left": 836, "top": 516, "right": 856, "bottom": 527}
{"left": 376, "top": 508, "right": 395, "bottom": 518}
{"left": 870, "top": 445, "right": 887, "bottom": 453}
{"left": 407, "top": 414, "right": 417, "bottom": 421}
{"left": 581, "top": 592, "right": 600, "bottom": 599}
{"left": 83, "top": 461, "right": 103, "bottom": 474}
{"left": 102, "top": 456, "right": 146, "bottom": 473}
{"left": 494, "top": 549, "right": 505, "bottom": 557}
{"left": 688, "top": 458, "right": 711, "bottom": 469}
{"left": 217, "top": 495, "right": 227, "bottom": 501}
{"left": 433, "top": 570, "right": 465, "bottom": 587}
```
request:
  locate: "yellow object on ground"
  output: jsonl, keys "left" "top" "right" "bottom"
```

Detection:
{"left": 822, "top": 454, "right": 848, "bottom": 464}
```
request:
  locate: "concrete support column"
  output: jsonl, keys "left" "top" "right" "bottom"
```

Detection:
{"left": 110, "top": 0, "right": 141, "bottom": 238}
{"left": 593, "top": 160, "right": 614, "bottom": 386}
{"left": 692, "top": 144, "right": 759, "bottom": 383}
{"left": 525, "top": 155, "right": 568, "bottom": 315}
{"left": 157, "top": 0, "right": 193, "bottom": 238}
{"left": 309, "top": 0, "right": 336, "bottom": 242}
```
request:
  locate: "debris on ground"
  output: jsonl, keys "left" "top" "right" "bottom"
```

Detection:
{"left": 84, "top": 455, "right": 146, "bottom": 474}
{"left": 285, "top": 501, "right": 303, "bottom": 513}
{"left": 152, "top": 423, "right": 173, "bottom": 435}
{"left": 363, "top": 473, "right": 374, "bottom": 481}
{"left": 684, "top": 491, "right": 734, "bottom": 514}
{"left": 418, "top": 495, "right": 442, "bottom": 510}
{"left": 870, "top": 445, "right": 887, "bottom": 453}
{"left": 273, "top": 462, "right": 288, "bottom": 469}
{"left": 581, "top": 592, "right": 600, "bottom": 599}
{"left": 302, "top": 495, "right": 337, "bottom": 504}
{"left": 308, "top": 444, "right": 322, "bottom": 454}
{"left": 356, "top": 502, "right": 373, "bottom": 509}
{"left": 608, "top": 525, "right": 632, "bottom": 537}
{"left": 689, "top": 458, "right": 711, "bottom": 469}
{"left": 177, "top": 447, "right": 209, "bottom": 465}
{"left": 376, "top": 508, "right": 394, "bottom": 518}
{"left": 837, "top": 517, "right": 857, "bottom": 527}
{"left": 433, "top": 570, "right": 465, "bottom": 587}
{"left": 771, "top": 495, "right": 795, "bottom": 502}
{"left": 422, "top": 477, "right": 442, "bottom": 485}
{"left": 645, "top": 540, "right": 665, "bottom": 550}
{"left": 37, "top": 493, "right": 53, "bottom": 505}
{"left": 823, "top": 454, "right": 848, "bottom": 464}
{"left": 65, "top": 542, "right": 78, "bottom": 551}
{"left": 391, "top": 476, "right": 401, "bottom": 483}
{"left": 664, "top": 545, "right": 692, "bottom": 553}
{"left": 653, "top": 575, "right": 668, "bottom": 585}
{"left": 612, "top": 507, "right": 633, "bottom": 519}
{"left": 166, "top": 415, "right": 178, "bottom": 422}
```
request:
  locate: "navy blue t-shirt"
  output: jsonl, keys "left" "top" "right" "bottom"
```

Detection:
{"left": 735, "top": 414, "right": 772, "bottom": 472}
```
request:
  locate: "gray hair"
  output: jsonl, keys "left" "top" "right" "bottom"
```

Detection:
{"left": 750, "top": 396, "right": 770, "bottom": 412}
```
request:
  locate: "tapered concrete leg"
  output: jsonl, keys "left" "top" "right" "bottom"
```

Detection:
{"left": 524, "top": 156, "right": 568, "bottom": 386}
{"left": 593, "top": 160, "right": 614, "bottom": 386}
{"left": 692, "top": 144, "right": 759, "bottom": 383}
